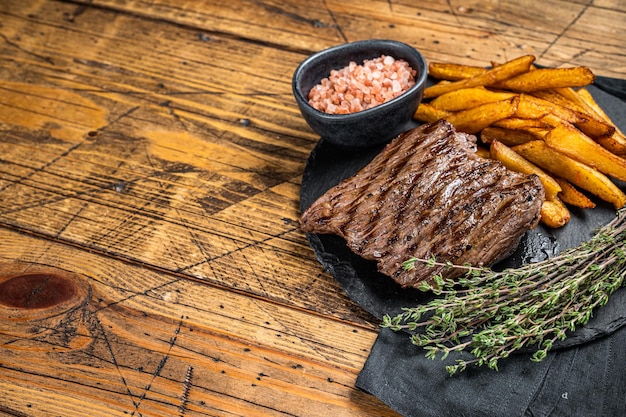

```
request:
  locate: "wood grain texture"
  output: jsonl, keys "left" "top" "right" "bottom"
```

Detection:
{"left": 0, "top": 0, "right": 370, "bottom": 327}
{"left": 0, "top": 0, "right": 624, "bottom": 415}
{"left": 0, "top": 229, "right": 392, "bottom": 417}
{"left": 67, "top": 0, "right": 626, "bottom": 77}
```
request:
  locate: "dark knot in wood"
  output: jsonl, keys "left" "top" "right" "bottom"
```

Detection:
{"left": 0, "top": 273, "right": 77, "bottom": 309}
{"left": 0, "top": 263, "right": 91, "bottom": 319}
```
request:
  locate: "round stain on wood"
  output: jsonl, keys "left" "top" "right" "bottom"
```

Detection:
{"left": 0, "top": 273, "right": 76, "bottom": 309}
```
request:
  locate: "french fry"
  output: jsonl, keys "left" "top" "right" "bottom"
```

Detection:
{"left": 475, "top": 146, "right": 491, "bottom": 159}
{"left": 532, "top": 89, "right": 615, "bottom": 139}
{"left": 540, "top": 197, "right": 571, "bottom": 228}
{"left": 444, "top": 96, "right": 520, "bottom": 134}
{"left": 576, "top": 87, "right": 626, "bottom": 155}
{"left": 480, "top": 126, "right": 540, "bottom": 146}
{"left": 492, "top": 67, "right": 595, "bottom": 92}
{"left": 428, "top": 62, "right": 486, "bottom": 80}
{"left": 553, "top": 87, "right": 595, "bottom": 112}
{"left": 554, "top": 177, "right": 596, "bottom": 209}
{"left": 596, "top": 135, "right": 626, "bottom": 156}
{"left": 490, "top": 140, "right": 561, "bottom": 200}
{"left": 414, "top": 103, "right": 450, "bottom": 123}
{"left": 419, "top": 55, "right": 625, "bottom": 226}
{"left": 423, "top": 55, "right": 535, "bottom": 99}
{"left": 515, "top": 94, "right": 553, "bottom": 119}
{"left": 543, "top": 123, "right": 626, "bottom": 181}
{"left": 517, "top": 94, "right": 579, "bottom": 123}
{"left": 494, "top": 117, "right": 551, "bottom": 130}
{"left": 576, "top": 88, "right": 623, "bottom": 132}
{"left": 523, "top": 127, "right": 550, "bottom": 139}
{"left": 575, "top": 116, "right": 616, "bottom": 140}
{"left": 513, "top": 140, "right": 626, "bottom": 209}
{"left": 540, "top": 112, "right": 613, "bottom": 140}
{"left": 532, "top": 89, "right": 588, "bottom": 114}
{"left": 429, "top": 87, "right": 517, "bottom": 111}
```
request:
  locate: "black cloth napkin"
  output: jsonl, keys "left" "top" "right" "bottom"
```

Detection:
{"left": 357, "top": 325, "right": 626, "bottom": 417}
{"left": 353, "top": 76, "right": 626, "bottom": 417}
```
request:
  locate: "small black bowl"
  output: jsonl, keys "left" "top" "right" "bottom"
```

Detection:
{"left": 292, "top": 39, "right": 428, "bottom": 148}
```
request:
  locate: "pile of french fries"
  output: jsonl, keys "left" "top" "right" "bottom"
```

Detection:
{"left": 415, "top": 55, "right": 626, "bottom": 228}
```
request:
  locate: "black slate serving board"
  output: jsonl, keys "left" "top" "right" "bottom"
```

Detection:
{"left": 300, "top": 81, "right": 626, "bottom": 349}
{"left": 300, "top": 76, "right": 626, "bottom": 417}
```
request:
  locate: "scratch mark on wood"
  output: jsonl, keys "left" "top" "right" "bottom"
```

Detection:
{"left": 259, "top": 3, "right": 334, "bottom": 29}
{"left": 0, "top": 140, "right": 85, "bottom": 194}
{"left": 387, "top": 0, "right": 393, "bottom": 14}
{"left": 54, "top": 202, "right": 88, "bottom": 239}
{"left": 131, "top": 316, "right": 184, "bottom": 416}
{"left": 0, "top": 404, "right": 32, "bottom": 417}
{"left": 161, "top": 102, "right": 189, "bottom": 131}
{"left": 445, "top": 0, "right": 464, "bottom": 27}
{"left": 322, "top": 0, "right": 347, "bottom": 43}
{"left": 175, "top": 227, "right": 298, "bottom": 274}
{"left": 0, "top": 33, "right": 54, "bottom": 65}
{"left": 537, "top": 2, "right": 590, "bottom": 63}
{"left": 66, "top": 0, "right": 93, "bottom": 22}
{"left": 97, "top": 106, "right": 140, "bottom": 134}
{"left": 178, "top": 365, "right": 193, "bottom": 416}
{"left": 91, "top": 314, "right": 141, "bottom": 411}
{"left": 251, "top": 298, "right": 337, "bottom": 363}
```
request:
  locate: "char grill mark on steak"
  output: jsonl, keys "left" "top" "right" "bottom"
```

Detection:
{"left": 300, "top": 120, "right": 544, "bottom": 289}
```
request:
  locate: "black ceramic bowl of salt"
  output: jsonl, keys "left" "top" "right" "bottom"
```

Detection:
{"left": 292, "top": 39, "right": 428, "bottom": 148}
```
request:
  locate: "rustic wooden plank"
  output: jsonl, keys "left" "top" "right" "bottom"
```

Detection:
{"left": 0, "top": 0, "right": 380, "bottom": 326}
{"left": 1, "top": 1, "right": 623, "bottom": 416}
{"left": 0, "top": 229, "right": 399, "bottom": 417}
{"left": 548, "top": 6, "right": 625, "bottom": 72}
{"left": 69, "top": 0, "right": 626, "bottom": 78}
{"left": 1, "top": 0, "right": 624, "bottom": 334}
{"left": 321, "top": 0, "right": 625, "bottom": 77}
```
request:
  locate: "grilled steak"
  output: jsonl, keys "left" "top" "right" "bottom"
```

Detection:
{"left": 300, "top": 120, "right": 544, "bottom": 289}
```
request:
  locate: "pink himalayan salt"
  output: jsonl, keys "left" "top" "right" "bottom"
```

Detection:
{"left": 308, "top": 55, "right": 417, "bottom": 115}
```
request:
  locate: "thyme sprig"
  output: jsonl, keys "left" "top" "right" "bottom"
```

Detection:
{"left": 381, "top": 209, "right": 626, "bottom": 375}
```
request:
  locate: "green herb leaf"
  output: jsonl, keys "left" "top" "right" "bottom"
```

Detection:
{"left": 382, "top": 209, "right": 626, "bottom": 375}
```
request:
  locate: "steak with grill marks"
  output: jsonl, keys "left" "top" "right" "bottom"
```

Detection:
{"left": 300, "top": 120, "right": 544, "bottom": 289}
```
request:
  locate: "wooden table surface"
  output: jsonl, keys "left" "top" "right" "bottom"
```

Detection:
{"left": 0, "top": 1, "right": 624, "bottom": 416}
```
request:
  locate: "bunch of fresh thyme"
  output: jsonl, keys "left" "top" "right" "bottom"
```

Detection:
{"left": 381, "top": 209, "right": 626, "bottom": 375}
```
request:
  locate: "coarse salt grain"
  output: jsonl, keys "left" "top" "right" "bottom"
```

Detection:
{"left": 308, "top": 55, "right": 417, "bottom": 114}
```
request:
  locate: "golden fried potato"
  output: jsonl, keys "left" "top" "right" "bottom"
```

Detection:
{"left": 480, "top": 126, "right": 541, "bottom": 146}
{"left": 516, "top": 94, "right": 579, "bottom": 123}
{"left": 596, "top": 135, "right": 626, "bottom": 156}
{"left": 575, "top": 116, "right": 616, "bottom": 140}
{"left": 414, "top": 103, "right": 450, "bottom": 123}
{"left": 423, "top": 55, "right": 535, "bottom": 99}
{"left": 427, "top": 62, "right": 486, "bottom": 80}
{"left": 532, "top": 89, "right": 615, "bottom": 139}
{"left": 554, "top": 87, "right": 595, "bottom": 111}
{"left": 532, "top": 89, "right": 587, "bottom": 113}
{"left": 576, "top": 88, "right": 626, "bottom": 155}
{"left": 490, "top": 140, "right": 561, "bottom": 200}
{"left": 513, "top": 140, "right": 626, "bottom": 209}
{"left": 544, "top": 123, "right": 626, "bottom": 182}
{"left": 494, "top": 117, "right": 551, "bottom": 130}
{"left": 475, "top": 146, "right": 491, "bottom": 159}
{"left": 420, "top": 54, "right": 625, "bottom": 226}
{"left": 429, "top": 87, "right": 517, "bottom": 111}
{"left": 493, "top": 67, "right": 595, "bottom": 92}
{"left": 554, "top": 177, "right": 596, "bottom": 209}
{"left": 515, "top": 94, "right": 553, "bottom": 119}
{"left": 540, "top": 197, "right": 571, "bottom": 228}
{"left": 444, "top": 96, "right": 520, "bottom": 134}
{"left": 576, "top": 88, "right": 621, "bottom": 129}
